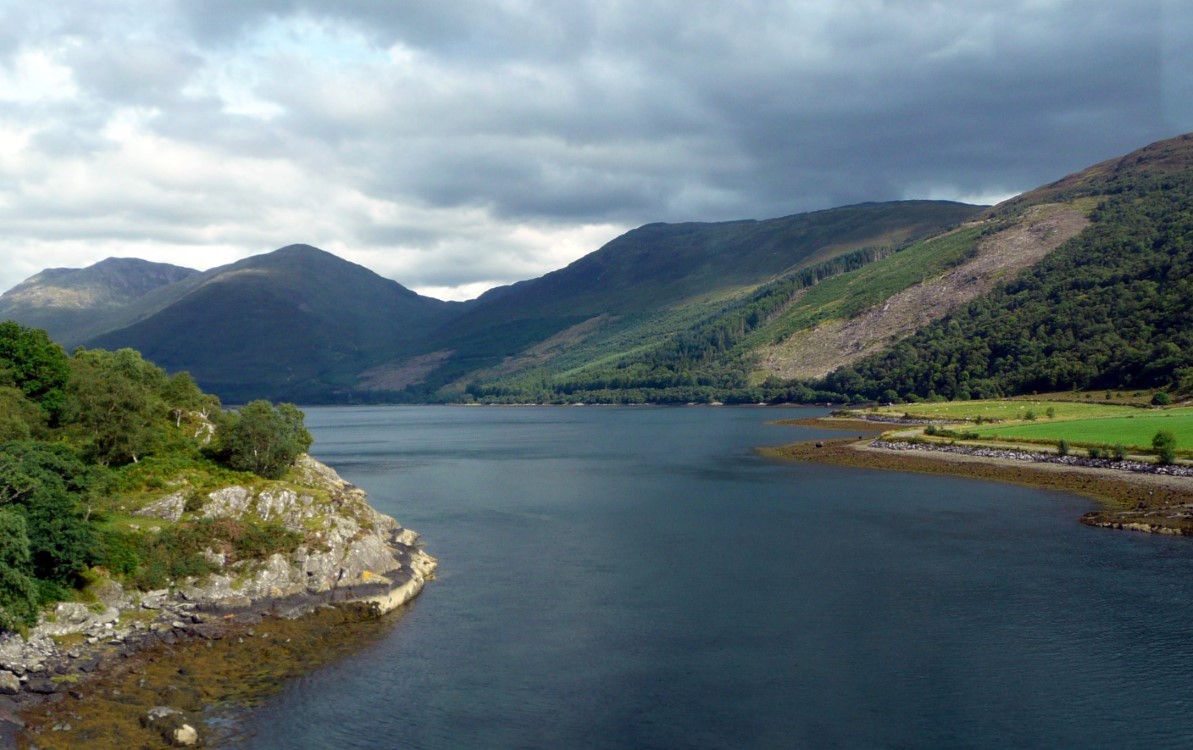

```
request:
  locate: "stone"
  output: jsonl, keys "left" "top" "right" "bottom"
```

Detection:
{"left": 24, "top": 677, "right": 58, "bottom": 694}
{"left": 173, "top": 723, "right": 200, "bottom": 746}
{"left": 141, "top": 706, "right": 201, "bottom": 747}
{"left": 202, "top": 486, "right": 253, "bottom": 518}
{"left": 135, "top": 492, "right": 187, "bottom": 523}
{"left": 0, "top": 671, "right": 19, "bottom": 696}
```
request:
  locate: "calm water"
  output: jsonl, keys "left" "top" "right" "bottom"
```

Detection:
{"left": 227, "top": 406, "right": 1193, "bottom": 749}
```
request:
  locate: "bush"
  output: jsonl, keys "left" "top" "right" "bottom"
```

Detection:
{"left": 1057, "top": 439, "right": 1070, "bottom": 457}
{"left": 1088, "top": 446, "right": 1102, "bottom": 459}
{"left": 1153, "top": 430, "right": 1178, "bottom": 465}
{"left": 1112, "top": 444, "right": 1129, "bottom": 461}
{"left": 94, "top": 528, "right": 142, "bottom": 577}
{"left": 1152, "top": 392, "right": 1172, "bottom": 406}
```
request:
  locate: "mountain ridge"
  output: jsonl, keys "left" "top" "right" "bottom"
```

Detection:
{"left": 3, "top": 131, "right": 1192, "bottom": 403}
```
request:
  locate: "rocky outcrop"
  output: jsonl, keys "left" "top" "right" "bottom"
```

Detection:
{"left": 173, "top": 454, "right": 437, "bottom": 615}
{"left": 0, "top": 455, "right": 435, "bottom": 727}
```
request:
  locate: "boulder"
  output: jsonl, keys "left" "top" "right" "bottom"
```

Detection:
{"left": 141, "top": 706, "right": 201, "bottom": 747}
{"left": 135, "top": 491, "right": 187, "bottom": 523}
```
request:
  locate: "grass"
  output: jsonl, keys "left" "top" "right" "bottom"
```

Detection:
{"left": 869, "top": 399, "right": 1146, "bottom": 422}
{"left": 855, "top": 396, "right": 1193, "bottom": 453}
{"left": 746, "top": 225, "right": 985, "bottom": 346}
{"left": 978, "top": 412, "right": 1193, "bottom": 450}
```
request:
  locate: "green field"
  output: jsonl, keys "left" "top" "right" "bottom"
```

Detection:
{"left": 869, "top": 399, "right": 1143, "bottom": 422}
{"left": 977, "top": 411, "right": 1193, "bottom": 450}
{"left": 859, "top": 398, "right": 1193, "bottom": 452}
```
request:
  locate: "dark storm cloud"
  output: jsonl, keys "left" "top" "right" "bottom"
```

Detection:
{"left": 0, "top": 1, "right": 1188, "bottom": 299}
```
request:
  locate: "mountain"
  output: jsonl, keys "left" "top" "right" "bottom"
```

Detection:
{"left": 377, "top": 200, "right": 983, "bottom": 396}
{"left": 0, "top": 258, "right": 198, "bottom": 347}
{"left": 7, "top": 132, "right": 1191, "bottom": 404}
{"left": 820, "top": 133, "right": 1193, "bottom": 401}
{"left": 454, "top": 132, "right": 1193, "bottom": 404}
{"left": 84, "top": 245, "right": 459, "bottom": 402}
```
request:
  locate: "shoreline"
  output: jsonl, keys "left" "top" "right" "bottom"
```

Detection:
{"left": 12, "top": 599, "right": 416, "bottom": 749}
{"left": 2, "top": 455, "right": 437, "bottom": 749}
{"left": 762, "top": 418, "right": 1193, "bottom": 535}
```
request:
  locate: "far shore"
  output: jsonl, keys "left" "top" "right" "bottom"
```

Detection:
{"left": 762, "top": 416, "right": 1193, "bottom": 535}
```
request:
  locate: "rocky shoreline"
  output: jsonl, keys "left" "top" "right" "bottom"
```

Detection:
{"left": 0, "top": 455, "right": 436, "bottom": 748}
{"left": 869, "top": 439, "right": 1193, "bottom": 478}
{"left": 763, "top": 433, "right": 1193, "bottom": 536}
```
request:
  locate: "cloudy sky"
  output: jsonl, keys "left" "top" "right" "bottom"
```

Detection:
{"left": 1, "top": 1, "right": 1190, "bottom": 300}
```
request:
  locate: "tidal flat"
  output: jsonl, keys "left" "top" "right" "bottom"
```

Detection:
{"left": 17, "top": 603, "right": 406, "bottom": 749}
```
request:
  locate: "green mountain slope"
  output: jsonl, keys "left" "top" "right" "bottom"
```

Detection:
{"left": 822, "top": 135, "right": 1193, "bottom": 401}
{"left": 458, "top": 133, "right": 1193, "bottom": 404}
{"left": 0, "top": 258, "right": 198, "bottom": 347}
{"left": 384, "top": 200, "right": 982, "bottom": 397}
{"left": 8, "top": 133, "right": 1190, "bottom": 405}
{"left": 85, "top": 245, "right": 460, "bottom": 402}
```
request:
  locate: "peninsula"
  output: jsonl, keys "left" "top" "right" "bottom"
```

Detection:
{"left": 765, "top": 396, "right": 1193, "bottom": 534}
{"left": 0, "top": 323, "right": 435, "bottom": 748}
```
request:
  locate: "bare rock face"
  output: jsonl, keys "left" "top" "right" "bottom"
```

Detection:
{"left": 176, "top": 455, "right": 437, "bottom": 612}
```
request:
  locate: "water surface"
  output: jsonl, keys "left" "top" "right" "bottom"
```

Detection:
{"left": 229, "top": 406, "right": 1193, "bottom": 749}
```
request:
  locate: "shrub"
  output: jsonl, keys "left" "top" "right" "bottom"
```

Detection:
{"left": 1057, "top": 439, "right": 1070, "bottom": 457}
{"left": 1088, "top": 446, "right": 1103, "bottom": 459}
{"left": 1152, "top": 392, "right": 1172, "bottom": 406}
{"left": 1112, "top": 444, "right": 1129, "bottom": 461}
{"left": 1153, "top": 430, "right": 1178, "bottom": 465}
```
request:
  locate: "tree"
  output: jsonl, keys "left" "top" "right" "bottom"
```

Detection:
{"left": 0, "top": 322, "right": 70, "bottom": 423}
{"left": 161, "top": 372, "right": 219, "bottom": 426}
{"left": 220, "top": 401, "right": 312, "bottom": 479}
{"left": 0, "top": 509, "right": 40, "bottom": 631}
{"left": 63, "top": 349, "right": 168, "bottom": 465}
{"left": 0, "top": 441, "right": 96, "bottom": 592}
{"left": 0, "top": 386, "right": 45, "bottom": 441}
{"left": 1152, "top": 430, "right": 1178, "bottom": 465}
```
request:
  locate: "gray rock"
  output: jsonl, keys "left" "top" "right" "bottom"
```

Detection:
{"left": 202, "top": 486, "right": 252, "bottom": 517}
{"left": 142, "top": 706, "right": 201, "bottom": 747}
{"left": 135, "top": 491, "right": 187, "bottom": 523}
{"left": 0, "top": 671, "right": 19, "bottom": 695}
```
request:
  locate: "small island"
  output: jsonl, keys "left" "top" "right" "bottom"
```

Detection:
{"left": 0, "top": 323, "right": 435, "bottom": 748}
{"left": 764, "top": 393, "right": 1193, "bottom": 534}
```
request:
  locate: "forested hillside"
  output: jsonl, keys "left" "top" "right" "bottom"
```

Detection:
{"left": 0, "top": 322, "right": 312, "bottom": 630}
{"left": 822, "top": 168, "right": 1193, "bottom": 401}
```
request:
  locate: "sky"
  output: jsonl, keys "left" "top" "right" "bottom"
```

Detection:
{"left": 0, "top": 1, "right": 1190, "bottom": 301}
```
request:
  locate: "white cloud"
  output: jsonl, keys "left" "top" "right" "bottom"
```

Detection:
{"left": 0, "top": 0, "right": 1187, "bottom": 301}
{"left": 0, "top": 48, "right": 78, "bottom": 103}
